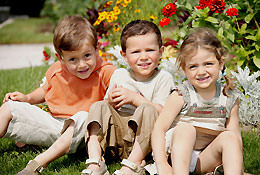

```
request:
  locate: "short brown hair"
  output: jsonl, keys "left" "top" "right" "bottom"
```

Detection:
{"left": 53, "top": 15, "right": 97, "bottom": 57}
{"left": 120, "top": 20, "right": 162, "bottom": 52}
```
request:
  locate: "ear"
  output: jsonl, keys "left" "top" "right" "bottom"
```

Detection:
{"left": 159, "top": 46, "right": 164, "bottom": 57}
{"left": 56, "top": 53, "right": 64, "bottom": 63}
{"left": 120, "top": 50, "right": 128, "bottom": 63}
{"left": 219, "top": 57, "right": 225, "bottom": 70}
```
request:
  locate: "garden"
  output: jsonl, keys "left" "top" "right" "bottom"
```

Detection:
{"left": 0, "top": 0, "right": 260, "bottom": 174}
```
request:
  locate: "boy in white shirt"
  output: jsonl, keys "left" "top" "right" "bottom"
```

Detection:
{"left": 82, "top": 20, "right": 174, "bottom": 175}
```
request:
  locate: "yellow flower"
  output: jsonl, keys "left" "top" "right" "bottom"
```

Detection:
{"left": 107, "top": 1, "right": 113, "bottom": 5}
{"left": 99, "top": 50, "right": 103, "bottom": 57}
{"left": 106, "top": 12, "right": 117, "bottom": 22}
{"left": 98, "top": 11, "right": 107, "bottom": 21}
{"left": 124, "top": 0, "right": 131, "bottom": 3}
{"left": 93, "top": 19, "right": 101, "bottom": 26}
{"left": 113, "top": 26, "right": 120, "bottom": 32}
{"left": 116, "top": 0, "right": 122, "bottom": 4}
{"left": 134, "top": 9, "right": 141, "bottom": 13}
{"left": 113, "top": 6, "right": 121, "bottom": 15}
{"left": 149, "top": 15, "right": 157, "bottom": 20}
{"left": 122, "top": 3, "right": 128, "bottom": 7}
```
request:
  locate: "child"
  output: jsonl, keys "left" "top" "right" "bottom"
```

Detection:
{"left": 0, "top": 15, "right": 115, "bottom": 174}
{"left": 152, "top": 28, "right": 243, "bottom": 175}
{"left": 82, "top": 20, "right": 175, "bottom": 175}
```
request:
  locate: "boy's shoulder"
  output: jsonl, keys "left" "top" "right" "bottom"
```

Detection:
{"left": 45, "top": 61, "right": 63, "bottom": 79}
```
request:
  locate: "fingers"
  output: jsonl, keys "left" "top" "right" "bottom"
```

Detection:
{"left": 3, "top": 92, "right": 23, "bottom": 102}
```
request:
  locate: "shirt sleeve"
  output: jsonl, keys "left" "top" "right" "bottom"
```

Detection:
{"left": 100, "top": 64, "right": 116, "bottom": 90}
{"left": 152, "top": 71, "right": 175, "bottom": 106}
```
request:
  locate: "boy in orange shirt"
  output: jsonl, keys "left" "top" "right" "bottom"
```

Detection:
{"left": 0, "top": 15, "right": 115, "bottom": 174}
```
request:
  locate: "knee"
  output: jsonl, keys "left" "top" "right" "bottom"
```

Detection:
{"left": 219, "top": 131, "right": 241, "bottom": 148}
{"left": 138, "top": 103, "right": 158, "bottom": 119}
{"left": 173, "top": 123, "right": 196, "bottom": 138}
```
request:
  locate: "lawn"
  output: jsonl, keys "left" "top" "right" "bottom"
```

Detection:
{"left": 0, "top": 17, "right": 53, "bottom": 44}
{"left": 0, "top": 66, "right": 259, "bottom": 174}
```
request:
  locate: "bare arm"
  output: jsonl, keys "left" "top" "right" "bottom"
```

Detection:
{"left": 3, "top": 82, "right": 48, "bottom": 105}
{"left": 108, "top": 86, "right": 163, "bottom": 112}
{"left": 225, "top": 99, "right": 242, "bottom": 145}
{"left": 152, "top": 91, "right": 184, "bottom": 174}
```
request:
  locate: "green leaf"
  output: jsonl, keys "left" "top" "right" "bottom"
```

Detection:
{"left": 246, "top": 35, "right": 257, "bottom": 41}
{"left": 245, "top": 13, "right": 255, "bottom": 23}
{"left": 237, "top": 59, "right": 245, "bottom": 67}
{"left": 205, "top": 17, "right": 219, "bottom": 23}
{"left": 253, "top": 54, "right": 260, "bottom": 69}
{"left": 239, "top": 23, "right": 247, "bottom": 34}
{"left": 185, "top": 2, "right": 193, "bottom": 11}
{"left": 217, "top": 27, "right": 224, "bottom": 38}
{"left": 227, "top": 32, "right": 235, "bottom": 42}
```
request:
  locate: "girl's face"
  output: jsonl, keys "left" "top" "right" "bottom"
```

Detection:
{"left": 183, "top": 47, "right": 224, "bottom": 94}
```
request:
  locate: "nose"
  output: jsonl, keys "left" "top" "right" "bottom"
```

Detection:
{"left": 139, "top": 52, "right": 148, "bottom": 60}
{"left": 197, "top": 66, "right": 206, "bottom": 75}
{"left": 79, "top": 59, "right": 87, "bottom": 68}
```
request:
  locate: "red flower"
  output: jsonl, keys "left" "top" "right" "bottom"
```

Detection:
{"left": 44, "top": 56, "right": 50, "bottom": 61}
{"left": 226, "top": 8, "right": 238, "bottom": 17}
{"left": 162, "top": 3, "right": 177, "bottom": 17}
{"left": 209, "top": 0, "right": 225, "bottom": 14}
{"left": 159, "top": 17, "right": 171, "bottom": 27}
{"left": 43, "top": 50, "right": 48, "bottom": 57}
{"left": 163, "top": 38, "right": 178, "bottom": 48}
{"left": 196, "top": 0, "right": 225, "bottom": 14}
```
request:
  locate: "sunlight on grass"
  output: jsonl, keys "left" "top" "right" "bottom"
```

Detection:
{"left": 0, "top": 18, "right": 53, "bottom": 44}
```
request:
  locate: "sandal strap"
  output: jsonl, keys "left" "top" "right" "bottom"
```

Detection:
{"left": 85, "top": 158, "right": 101, "bottom": 166}
{"left": 26, "top": 160, "right": 44, "bottom": 173}
{"left": 121, "top": 159, "right": 139, "bottom": 171}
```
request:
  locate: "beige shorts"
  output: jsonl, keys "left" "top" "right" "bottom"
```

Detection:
{"left": 85, "top": 100, "right": 158, "bottom": 159}
{"left": 4, "top": 100, "right": 88, "bottom": 153}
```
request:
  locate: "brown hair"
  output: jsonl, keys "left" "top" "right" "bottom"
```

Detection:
{"left": 120, "top": 20, "right": 162, "bottom": 52}
{"left": 53, "top": 15, "right": 97, "bottom": 57}
{"left": 177, "top": 28, "right": 234, "bottom": 96}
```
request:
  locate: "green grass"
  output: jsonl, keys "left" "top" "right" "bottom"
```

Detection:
{"left": 0, "top": 18, "right": 53, "bottom": 44}
{"left": 0, "top": 66, "right": 259, "bottom": 174}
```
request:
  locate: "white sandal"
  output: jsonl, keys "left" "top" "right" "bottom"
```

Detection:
{"left": 81, "top": 157, "right": 109, "bottom": 175}
{"left": 17, "top": 160, "right": 44, "bottom": 175}
{"left": 205, "top": 164, "right": 224, "bottom": 175}
{"left": 112, "top": 159, "right": 146, "bottom": 175}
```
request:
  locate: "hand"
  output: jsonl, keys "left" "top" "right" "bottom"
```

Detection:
{"left": 3, "top": 91, "right": 28, "bottom": 103}
{"left": 109, "top": 85, "right": 140, "bottom": 109}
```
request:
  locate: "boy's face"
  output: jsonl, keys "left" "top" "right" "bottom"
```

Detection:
{"left": 121, "top": 33, "right": 163, "bottom": 81}
{"left": 59, "top": 43, "right": 97, "bottom": 79}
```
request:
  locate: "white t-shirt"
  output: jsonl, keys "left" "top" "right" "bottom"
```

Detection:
{"left": 105, "top": 68, "right": 175, "bottom": 114}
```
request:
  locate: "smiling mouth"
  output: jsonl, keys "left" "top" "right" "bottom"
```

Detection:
{"left": 138, "top": 62, "right": 151, "bottom": 67}
{"left": 197, "top": 76, "right": 210, "bottom": 81}
{"left": 78, "top": 68, "right": 89, "bottom": 74}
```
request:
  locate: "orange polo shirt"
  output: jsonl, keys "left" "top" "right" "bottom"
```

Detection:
{"left": 44, "top": 57, "right": 115, "bottom": 118}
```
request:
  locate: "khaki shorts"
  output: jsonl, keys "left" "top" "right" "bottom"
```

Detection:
{"left": 85, "top": 100, "right": 158, "bottom": 159}
{"left": 4, "top": 100, "right": 88, "bottom": 153}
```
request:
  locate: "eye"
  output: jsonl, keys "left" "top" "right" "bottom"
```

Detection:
{"left": 206, "top": 62, "right": 213, "bottom": 66}
{"left": 131, "top": 50, "right": 140, "bottom": 54}
{"left": 146, "top": 49, "right": 155, "bottom": 52}
{"left": 85, "top": 53, "right": 91, "bottom": 58}
{"left": 69, "top": 58, "right": 76, "bottom": 62}
{"left": 189, "top": 65, "right": 196, "bottom": 69}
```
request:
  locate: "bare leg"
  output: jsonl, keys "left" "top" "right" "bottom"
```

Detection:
{"left": 119, "top": 139, "right": 144, "bottom": 174}
{"left": 171, "top": 123, "right": 196, "bottom": 175}
{"left": 195, "top": 131, "right": 243, "bottom": 175}
{"left": 34, "top": 121, "right": 75, "bottom": 167}
{"left": 86, "top": 122, "right": 102, "bottom": 171}
{"left": 0, "top": 103, "right": 13, "bottom": 137}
